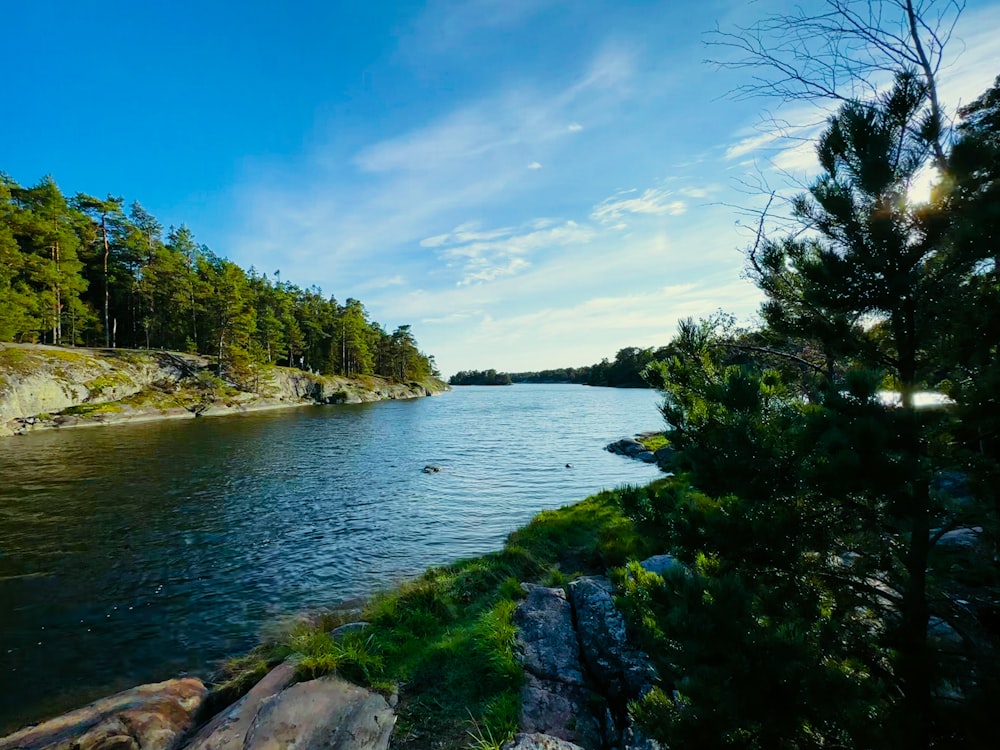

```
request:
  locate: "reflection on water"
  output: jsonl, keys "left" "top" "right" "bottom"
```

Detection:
{"left": 0, "top": 385, "right": 662, "bottom": 730}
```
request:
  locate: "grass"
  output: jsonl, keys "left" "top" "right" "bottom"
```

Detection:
{"left": 83, "top": 371, "right": 132, "bottom": 396}
{"left": 638, "top": 433, "right": 670, "bottom": 452}
{"left": 60, "top": 401, "right": 123, "bottom": 417}
{"left": 216, "top": 487, "right": 659, "bottom": 750}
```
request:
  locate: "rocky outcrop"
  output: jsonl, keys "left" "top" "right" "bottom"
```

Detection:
{"left": 568, "top": 577, "right": 655, "bottom": 704}
{"left": 237, "top": 676, "right": 394, "bottom": 750}
{"left": 513, "top": 581, "right": 659, "bottom": 750}
{"left": 0, "top": 678, "right": 206, "bottom": 750}
{"left": 184, "top": 662, "right": 297, "bottom": 750}
{"left": 514, "top": 586, "right": 603, "bottom": 749}
{"left": 0, "top": 345, "right": 191, "bottom": 432}
{"left": 0, "top": 343, "right": 448, "bottom": 436}
{"left": 1, "top": 665, "right": 396, "bottom": 750}
{"left": 605, "top": 436, "right": 674, "bottom": 471}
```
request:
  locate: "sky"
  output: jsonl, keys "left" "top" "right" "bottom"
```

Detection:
{"left": 3, "top": 1, "right": 1000, "bottom": 376}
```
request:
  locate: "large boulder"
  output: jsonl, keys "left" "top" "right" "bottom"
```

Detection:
{"left": 514, "top": 586, "right": 601, "bottom": 749}
{"left": 514, "top": 586, "right": 585, "bottom": 686}
{"left": 241, "top": 675, "right": 394, "bottom": 750}
{"left": 184, "top": 662, "right": 297, "bottom": 750}
{"left": 0, "top": 678, "right": 206, "bottom": 750}
{"left": 567, "top": 576, "right": 655, "bottom": 703}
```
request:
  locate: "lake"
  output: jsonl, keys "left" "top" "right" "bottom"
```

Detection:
{"left": 0, "top": 384, "right": 663, "bottom": 731}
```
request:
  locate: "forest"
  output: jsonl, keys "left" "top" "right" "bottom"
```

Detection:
{"left": 0, "top": 177, "right": 435, "bottom": 385}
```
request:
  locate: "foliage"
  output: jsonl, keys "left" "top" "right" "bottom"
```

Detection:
{"left": 613, "top": 68, "right": 1000, "bottom": 750}
{"left": 0, "top": 172, "right": 435, "bottom": 382}
{"left": 449, "top": 369, "right": 512, "bottom": 386}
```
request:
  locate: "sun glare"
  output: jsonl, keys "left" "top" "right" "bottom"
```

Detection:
{"left": 906, "top": 165, "right": 939, "bottom": 206}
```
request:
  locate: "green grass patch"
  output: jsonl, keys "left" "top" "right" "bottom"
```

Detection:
{"left": 84, "top": 371, "right": 132, "bottom": 396}
{"left": 506, "top": 490, "right": 659, "bottom": 575}
{"left": 60, "top": 401, "right": 123, "bottom": 417}
{"left": 639, "top": 433, "right": 670, "bottom": 452}
{"left": 206, "top": 642, "right": 293, "bottom": 716}
{"left": 0, "top": 346, "right": 31, "bottom": 372}
{"left": 262, "top": 487, "right": 659, "bottom": 750}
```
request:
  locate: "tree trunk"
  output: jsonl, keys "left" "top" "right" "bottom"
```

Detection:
{"left": 101, "top": 214, "right": 110, "bottom": 348}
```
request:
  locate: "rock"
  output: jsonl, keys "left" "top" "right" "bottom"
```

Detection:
{"left": 605, "top": 438, "right": 642, "bottom": 456}
{"left": 568, "top": 577, "right": 655, "bottom": 703}
{"left": 514, "top": 586, "right": 601, "bottom": 748}
{"left": 422, "top": 465, "right": 441, "bottom": 473}
{"left": 242, "top": 675, "right": 394, "bottom": 750}
{"left": 184, "top": 661, "right": 297, "bottom": 750}
{"left": 936, "top": 526, "right": 985, "bottom": 549}
{"left": 640, "top": 555, "right": 684, "bottom": 577}
{"left": 624, "top": 725, "right": 663, "bottom": 750}
{"left": 652, "top": 446, "right": 675, "bottom": 466}
{"left": 928, "top": 616, "right": 964, "bottom": 652}
{"left": 0, "top": 678, "right": 206, "bottom": 750}
{"left": 518, "top": 675, "right": 601, "bottom": 750}
{"left": 501, "top": 732, "right": 586, "bottom": 750}
{"left": 635, "top": 451, "right": 656, "bottom": 463}
{"left": 514, "top": 586, "right": 585, "bottom": 686}
{"left": 330, "top": 621, "right": 371, "bottom": 640}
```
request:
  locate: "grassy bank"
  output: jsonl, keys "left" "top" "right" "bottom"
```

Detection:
{"left": 214, "top": 486, "right": 665, "bottom": 750}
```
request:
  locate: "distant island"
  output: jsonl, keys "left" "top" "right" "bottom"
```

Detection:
{"left": 451, "top": 345, "right": 671, "bottom": 388}
{"left": 448, "top": 369, "right": 512, "bottom": 385}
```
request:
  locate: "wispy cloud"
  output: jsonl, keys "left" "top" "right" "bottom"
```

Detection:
{"left": 427, "top": 219, "right": 596, "bottom": 287}
{"left": 591, "top": 187, "right": 687, "bottom": 224}
{"left": 355, "top": 273, "right": 407, "bottom": 291}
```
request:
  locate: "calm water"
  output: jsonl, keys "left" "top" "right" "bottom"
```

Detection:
{"left": 0, "top": 384, "right": 662, "bottom": 731}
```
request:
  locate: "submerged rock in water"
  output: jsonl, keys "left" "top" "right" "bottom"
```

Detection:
{"left": 0, "top": 678, "right": 206, "bottom": 750}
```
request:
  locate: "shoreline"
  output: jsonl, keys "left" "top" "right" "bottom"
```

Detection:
{"left": 0, "top": 342, "right": 448, "bottom": 437}
{"left": 0, "top": 483, "right": 666, "bottom": 750}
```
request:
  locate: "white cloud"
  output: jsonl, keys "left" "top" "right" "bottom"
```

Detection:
{"left": 458, "top": 257, "right": 531, "bottom": 286}
{"left": 725, "top": 131, "right": 780, "bottom": 161}
{"left": 528, "top": 161, "right": 543, "bottom": 169}
{"left": 568, "top": 122, "right": 584, "bottom": 132}
{"left": 591, "top": 187, "right": 687, "bottom": 224}
{"left": 940, "top": 4, "right": 1000, "bottom": 109}
{"left": 431, "top": 218, "right": 596, "bottom": 286}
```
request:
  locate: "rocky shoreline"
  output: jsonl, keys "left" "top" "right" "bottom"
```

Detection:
{"left": 0, "top": 556, "right": 676, "bottom": 750}
{"left": 0, "top": 343, "right": 448, "bottom": 437}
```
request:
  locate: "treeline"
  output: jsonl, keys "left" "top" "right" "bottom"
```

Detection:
{"left": 448, "top": 369, "right": 512, "bottom": 386}
{"left": 461, "top": 348, "right": 666, "bottom": 387}
{"left": 0, "top": 174, "right": 435, "bottom": 385}
{"left": 509, "top": 367, "right": 592, "bottom": 383}
{"left": 610, "top": 71, "right": 1000, "bottom": 748}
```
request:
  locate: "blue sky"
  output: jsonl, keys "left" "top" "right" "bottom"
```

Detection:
{"left": 4, "top": 1, "right": 1000, "bottom": 376}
